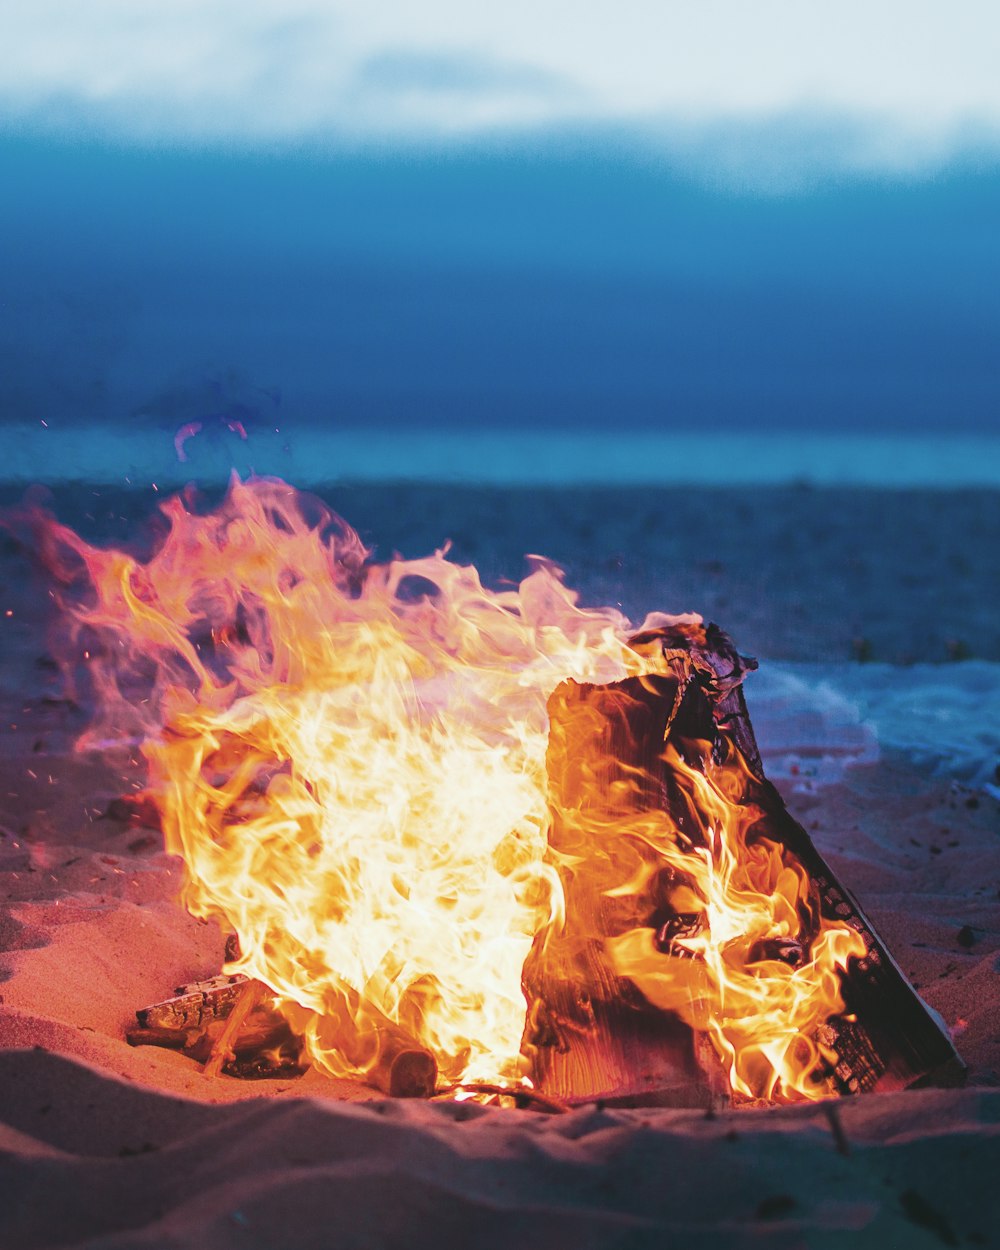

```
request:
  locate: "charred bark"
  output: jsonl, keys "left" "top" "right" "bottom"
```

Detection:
{"left": 128, "top": 976, "right": 307, "bottom": 1079}
{"left": 524, "top": 620, "right": 964, "bottom": 1105}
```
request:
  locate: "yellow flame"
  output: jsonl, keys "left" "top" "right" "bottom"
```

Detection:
{"left": 604, "top": 745, "right": 866, "bottom": 1101}
{"left": 45, "top": 475, "right": 863, "bottom": 1099}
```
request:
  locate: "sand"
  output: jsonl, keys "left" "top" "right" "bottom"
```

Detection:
{"left": 5, "top": 481, "right": 1000, "bottom": 666}
{"left": 1, "top": 481, "right": 999, "bottom": 1248}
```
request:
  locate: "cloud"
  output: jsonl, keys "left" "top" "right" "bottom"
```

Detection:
{"left": 352, "top": 50, "right": 571, "bottom": 98}
{"left": 0, "top": 1, "right": 347, "bottom": 140}
{"left": 1, "top": 0, "right": 1000, "bottom": 168}
{"left": 342, "top": 50, "right": 590, "bottom": 135}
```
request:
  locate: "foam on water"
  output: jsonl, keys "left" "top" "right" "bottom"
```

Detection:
{"left": 748, "top": 661, "right": 1000, "bottom": 795}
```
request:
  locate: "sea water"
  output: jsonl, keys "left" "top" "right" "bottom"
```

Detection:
{"left": 747, "top": 661, "right": 1000, "bottom": 796}
{"left": 6, "top": 420, "right": 1000, "bottom": 490}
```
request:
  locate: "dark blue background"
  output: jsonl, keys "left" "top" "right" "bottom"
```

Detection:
{"left": 2, "top": 133, "right": 998, "bottom": 434}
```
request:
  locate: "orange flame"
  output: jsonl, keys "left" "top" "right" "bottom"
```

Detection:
{"left": 41, "top": 476, "right": 863, "bottom": 1099}
{"left": 603, "top": 741, "right": 866, "bottom": 1101}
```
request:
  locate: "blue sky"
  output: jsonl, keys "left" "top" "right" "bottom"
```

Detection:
{"left": 1, "top": 3, "right": 998, "bottom": 443}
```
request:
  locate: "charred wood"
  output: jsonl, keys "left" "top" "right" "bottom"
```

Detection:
{"left": 525, "top": 620, "right": 964, "bottom": 1105}
{"left": 135, "top": 974, "right": 249, "bottom": 1033}
{"left": 130, "top": 973, "right": 438, "bottom": 1095}
{"left": 129, "top": 976, "right": 307, "bottom": 1079}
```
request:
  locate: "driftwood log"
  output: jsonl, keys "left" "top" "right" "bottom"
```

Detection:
{"left": 522, "top": 621, "right": 965, "bottom": 1106}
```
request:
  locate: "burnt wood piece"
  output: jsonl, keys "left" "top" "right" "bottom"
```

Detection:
{"left": 522, "top": 663, "right": 730, "bottom": 1108}
{"left": 126, "top": 1025, "right": 193, "bottom": 1050}
{"left": 129, "top": 977, "right": 307, "bottom": 1079}
{"left": 130, "top": 975, "right": 438, "bottom": 1095}
{"left": 525, "top": 620, "right": 963, "bottom": 1105}
{"left": 135, "top": 974, "right": 250, "bottom": 1032}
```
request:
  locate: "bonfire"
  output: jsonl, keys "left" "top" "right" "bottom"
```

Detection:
{"left": 33, "top": 476, "right": 959, "bottom": 1110}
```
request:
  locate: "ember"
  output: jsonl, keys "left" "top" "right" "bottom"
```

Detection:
{"left": 37, "top": 477, "right": 960, "bottom": 1105}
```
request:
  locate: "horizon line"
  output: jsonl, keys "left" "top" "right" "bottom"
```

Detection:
{"left": 5, "top": 425, "right": 1000, "bottom": 489}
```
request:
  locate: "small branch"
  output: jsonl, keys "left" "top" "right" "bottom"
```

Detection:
{"left": 203, "top": 980, "right": 270, "bottom": 1079}
{"left": 823, "top": 1101, "right": 851, "bottom": 1156}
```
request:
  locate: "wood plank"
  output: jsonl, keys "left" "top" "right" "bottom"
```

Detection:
{"left": 523, "top": 661, "right": 726, "bottom": 1107}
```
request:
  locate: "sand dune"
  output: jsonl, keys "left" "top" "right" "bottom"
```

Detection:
{"left": 2, "top": 1047, "right": 998, "bottom": 1249}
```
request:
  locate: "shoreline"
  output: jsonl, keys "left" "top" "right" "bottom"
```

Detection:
{"left": 5, "top": 423, "right": 1000, "bottom": 489}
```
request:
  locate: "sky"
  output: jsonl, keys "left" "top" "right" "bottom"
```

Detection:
{"left": 1, "top": 2, "right": 998, "bottom": 453}
{"left": 4, "top": 1, "right": 1000, "bottom": 152}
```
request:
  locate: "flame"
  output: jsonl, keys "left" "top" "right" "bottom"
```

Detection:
{"left": 39, "top": 475, "right": 863, "bottom": 1099}
{"left": 602, "top": 741, "right": 866, "bottom": 1101}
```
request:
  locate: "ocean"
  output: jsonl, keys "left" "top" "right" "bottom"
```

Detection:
{"left": 5, "top": 421, "right": 1000, "bottom": 489}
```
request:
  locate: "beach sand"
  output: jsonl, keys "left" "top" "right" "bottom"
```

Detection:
{"left": 6, "top": 480, "right": 998, "bottom": 664}
{"left": 1, "top": 481, "right": 998, "bottom": 1248}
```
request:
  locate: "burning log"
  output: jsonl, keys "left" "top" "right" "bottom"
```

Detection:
{"left": 524, "top": 621, "right": 964, "bottom": 1106}
{"left": 366, "top": 1031, "right": 439, "bottom": 1099}
{"left": 129, "top": 969, "right": 438, "bottom": 1096}
{"left": 519, "top": 666, "right": 720, "bottom": 1107}
{"left": 127, "top": 975, "right": 307, "bottom": 1079}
